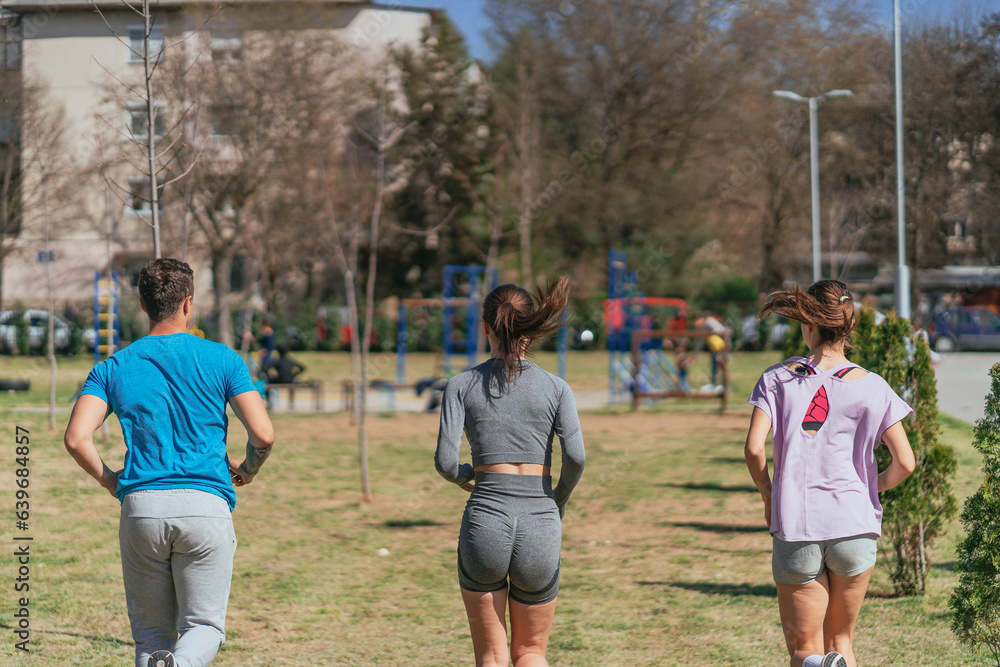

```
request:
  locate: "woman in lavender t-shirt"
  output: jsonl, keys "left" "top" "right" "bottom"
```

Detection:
{"left": 744, "top": 280, "right": 916, "bottom": 667}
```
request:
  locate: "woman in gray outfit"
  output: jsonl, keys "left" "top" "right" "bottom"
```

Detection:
{"left": 436, "top": 278, "right": 586, "bottom": 667}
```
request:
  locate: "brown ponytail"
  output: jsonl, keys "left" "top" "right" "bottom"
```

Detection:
{"left": 758, "top": 279, "right": 855, "bottom": 346}
{"left": 482, "top": 277, "right": 571, "bottom": 387}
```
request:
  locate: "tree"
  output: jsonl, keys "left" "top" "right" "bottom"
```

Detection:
{"left": 950, "top": 363, "right": 1000, "bottom": 666}
{"left": 713, "top": 0, "right": 884, "bottom": 290}
{"left": 852, "top": 310, "right": 957, "bottom": 595}
{"left": 0, "top": 79, "right": 71, "bottom": 311}
{"left": 177, "top": 16, "right": 363, "bottom": 346}
{"left": 15, "top": 82, "right": 75, "bottom": 428}
{"left": 390, "top": 15, "right": 494, "bottom": 295}
{"left": 91, "top": 0, "right": 210, "bottom": 260}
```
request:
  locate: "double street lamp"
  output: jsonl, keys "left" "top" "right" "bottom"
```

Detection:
{"left": 773, "top": 89, "right": 854, "bottom": 283}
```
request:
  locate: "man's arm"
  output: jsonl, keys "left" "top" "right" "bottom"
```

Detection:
{"left": 64, "top": 394, "right": 119, "bottom": 497}
{"left": 229, "top": 390, "right": 275, "bottom": 486}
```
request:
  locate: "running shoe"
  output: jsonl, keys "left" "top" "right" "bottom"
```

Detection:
{"left": 822, "top": 652, "right": 848, "bottom": 667}
{"left": 148, "top": 650, "right": 175, "bottom": 667}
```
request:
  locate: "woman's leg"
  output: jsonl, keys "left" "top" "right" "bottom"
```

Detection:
{"left": 509, "top": 597, "right": 556, "bottom": 667}
{"left": 776, "top": 574, "right": 831, "bottom": 667}
{"left": 823, "top": 566, "right": 874, "bottom": 667}
{"left": 462, "top": 587, "right": 510, "bottom": 667}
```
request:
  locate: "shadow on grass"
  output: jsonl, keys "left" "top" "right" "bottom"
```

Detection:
{"left": 657, "top": 482, "right": 759, "bottom": 494}
{"left": 384, "top": 519, "right": 445, "bottom": 528}
{"left": 0, "top": 622, "right": 131, "bottom": 647}
{"left": 639, "top": 580, "right": 777, "bottom": 598}
{"left": 660, "top": 521, "right": 766, "bottom": 534}
{"left": 705, "top": 456, "right": 772, "bottom": 466}
{"left": 931, "top": 560, "right": 956, "bottom": 571}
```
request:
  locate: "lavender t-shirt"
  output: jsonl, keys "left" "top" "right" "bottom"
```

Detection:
{"left": 748, "top": 357, "right": 912, "bottom": 541}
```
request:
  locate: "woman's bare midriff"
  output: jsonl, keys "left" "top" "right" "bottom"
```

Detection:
{"left": 473, "top": 463, "right": 550, "bottom": 475}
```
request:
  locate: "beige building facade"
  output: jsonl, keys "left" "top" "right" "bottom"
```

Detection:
{"left": 0, "top": 0, "right": 432, "bottom": 313}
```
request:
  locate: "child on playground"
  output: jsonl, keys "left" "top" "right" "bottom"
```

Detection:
{"left": 743, "top": 279, "right": 915, "bottom": 667}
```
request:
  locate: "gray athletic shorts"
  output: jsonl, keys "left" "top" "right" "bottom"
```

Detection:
{"left": 458, "top": 472, "right": 561, "bottom": 605}
{"left": 772, "top": 535, "right": 877, "bottom": 585}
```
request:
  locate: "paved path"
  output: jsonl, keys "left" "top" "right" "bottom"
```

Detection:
{"left": 934, "top": 352, "right": 1000, "bottom": 426}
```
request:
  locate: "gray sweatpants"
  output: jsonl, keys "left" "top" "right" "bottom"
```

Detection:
{"left": 120, "top": 489, "right": 237, "bottom": 667}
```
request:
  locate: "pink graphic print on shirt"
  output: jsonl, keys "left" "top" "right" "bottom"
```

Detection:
{"left": 802, "top": 385, "right": 829, "bottom": 435}
{"left": 801, "top": 367, "right": 856, "bottom": 435}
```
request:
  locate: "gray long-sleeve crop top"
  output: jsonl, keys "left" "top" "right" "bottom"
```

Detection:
{"left": 434, "top": 359, "right": 586, "bottom": 511}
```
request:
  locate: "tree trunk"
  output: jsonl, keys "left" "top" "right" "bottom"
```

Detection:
{"left": 213, "top": 251, "right": 234, "bottom": 347}
{"left": 917, "top": 519, "right": 927, "bottom": 593}
{"left": 41, "top": 171, "right": 56, "bottom": 431}
{"left": 143, "top": 0, "right": 162, "bottom": 259}
{"left": 344, "top": 269, "right": 362, "bottom": 427}
{"left": 357, "top": 59, "right": 391, "bottom": 504}
{"left": 517, "top": 59, "right": 536, "bottom": 287}
{"left": 480, "top": 205, "right": 503, "bottom": 362}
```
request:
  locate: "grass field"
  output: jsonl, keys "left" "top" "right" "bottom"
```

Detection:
{"left": 0, "top": 350, "right": 991, "bottom": 665}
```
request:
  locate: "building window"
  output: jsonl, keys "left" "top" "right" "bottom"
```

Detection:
{"left": 129, "top": 25, "right": 164, "bottom": 64}
{"left": 0, "top": 16, "right": 22, "bottom": 71}
{"left": 210, "top": 103, "right": 242, "bottom": 137}
{"left": 126, "top": 176, "right": 163, "bottom": 216}
{"left": 126, "top": 101, "right": 166, "bottom": 139}
{"left": 210, "top": 29, "right": 242, "bottom": 61}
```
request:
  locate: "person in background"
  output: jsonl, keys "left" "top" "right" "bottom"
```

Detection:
{"left": 263, "top": 344, "right": 306, "bottom": 385}
{"left": 694, "top": 314, "right": 730, "bottom": 387}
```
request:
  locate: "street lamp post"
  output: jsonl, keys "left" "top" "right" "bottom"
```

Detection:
{"left": 893, "top": 0, "right": 911, "bottom": 320}
{"left": 773, "top": 89, "right": 854, "bottom": 283}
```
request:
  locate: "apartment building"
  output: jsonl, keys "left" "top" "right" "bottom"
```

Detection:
{"left": 0, "top": 0, "right": 434, "bottom": 309}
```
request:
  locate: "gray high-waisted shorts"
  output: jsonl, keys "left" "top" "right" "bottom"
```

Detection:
{"left": 458, "top": 472, "right": 561, "bottom": 605}
{"left": 772, "top": 534, "right": 878, "bottom": 585}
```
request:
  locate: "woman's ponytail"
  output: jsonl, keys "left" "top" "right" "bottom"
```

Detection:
{"left": 482, "top": 277, "right": 571, "bottom": 387}
{"left": 758, "top": 279, "right": 855, "bottom": 346}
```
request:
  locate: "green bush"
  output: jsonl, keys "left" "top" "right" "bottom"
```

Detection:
{"left": 12, "top": 303, "right": 29, "bottom": 356}
{"left": 853, "top": 311, "right": 957, "bottom": 596}
{"left": 699, "top": 274, "right": 757, "bottom": 308}
{"left": 373, "top": 314, "right": 396, "bottom": 353}
{"left": 118, "top": 297, "right": 146, "bottom": 344}
{"left": 292, "top": 299, "right": 320, "bottom": 351}
{"left": 316, "top": 308, "right": 341, "bottom": 352}
{"left": 67, "top": 314, "right": 88, "bottom": 355}
{"left": 950, "top": 363, "right": 1000, "bottom": 665}
{"left": 405, "top": 306, "right": 444, "bottom": 352}
{"left": 781, "top": 320, "right": 809, "bottom": 359}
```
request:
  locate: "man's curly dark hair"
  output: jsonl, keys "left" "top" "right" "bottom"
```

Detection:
{"left": 138, "top": 258, "right": 194, "bottom": 324}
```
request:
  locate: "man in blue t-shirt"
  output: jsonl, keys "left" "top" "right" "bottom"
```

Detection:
{"left": 65, "top": 258, "right": 274, "bottom": 667}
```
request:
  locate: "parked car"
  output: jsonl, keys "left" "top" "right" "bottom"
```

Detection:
{"left": 0, "top": 310, "right": 71, "bottom": 352}
{"left": 928, "top": 307, "right": 1000, "bottom": 352}
{"left": 740, "top": 314, "right": 791, "bottom": 351}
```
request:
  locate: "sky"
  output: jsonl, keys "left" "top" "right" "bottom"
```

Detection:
{"left": 385, "top": 0, "right": 493, "bottom": 62}
{"left": 383, "top": 0, "right": 1000, "bottom": 67}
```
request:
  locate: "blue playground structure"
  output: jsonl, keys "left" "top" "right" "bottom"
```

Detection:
{"left": 396, "top": 265, "right": 499, "bottom": 385}
{"left": 396, "top": 265, "right": 572, "bottom": 387}
{"left": 608, "top": 249, "right": 642, "bottom": 404}
{"left": 93, "top": 270, "right": 121, "bottom": 364}
{"left": 606, "top": 250, "right": 726, "bottom": 410}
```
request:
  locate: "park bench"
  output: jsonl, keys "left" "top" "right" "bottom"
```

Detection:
{"left": 267, "top": 381, "right": 323, "bottom": 413}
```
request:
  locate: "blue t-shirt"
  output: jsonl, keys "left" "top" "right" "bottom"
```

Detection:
{"left": 81, "top": 333, "right": 256, "bottom": 510}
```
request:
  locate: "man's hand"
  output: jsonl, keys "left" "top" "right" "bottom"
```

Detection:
{"left": 461, "top": 481, "right": 474, "bottom": 492}
{"left": 99, "top": 466, "right": 121, "bottom": 497}
{"left": 229, "top": 458, "right": 255, "bottom": 487}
